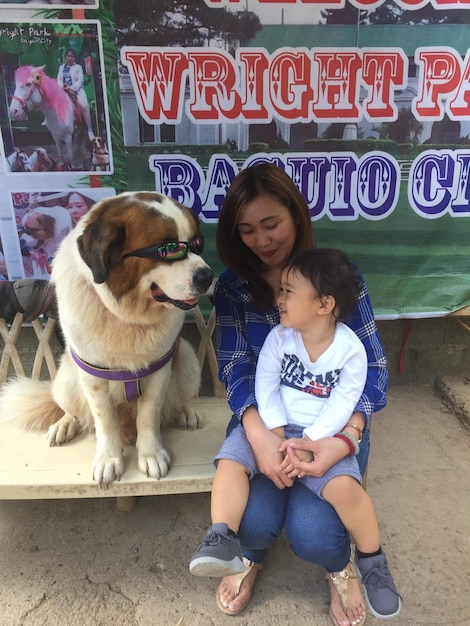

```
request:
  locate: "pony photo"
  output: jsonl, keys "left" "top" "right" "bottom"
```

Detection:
{"left": 1, "top": 21, "right": 111, "bottom": 173}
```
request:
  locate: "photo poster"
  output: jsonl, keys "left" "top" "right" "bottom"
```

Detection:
{"left": 0, "top": 19, "right": 111, "bottom": 174}
{"left": 0, "top": 1, "right": 469, "bottom": 319}
{"left": 2, "top": 187, "right": 115, "bottom": 280}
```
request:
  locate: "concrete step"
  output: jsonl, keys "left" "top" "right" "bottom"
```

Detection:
{"left": 434, "top": 376, "right": 470, "bottom": 429}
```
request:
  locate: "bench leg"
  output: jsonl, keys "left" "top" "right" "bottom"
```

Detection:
{"left": 116, "top": 495, "right": 137, "bottom": 511}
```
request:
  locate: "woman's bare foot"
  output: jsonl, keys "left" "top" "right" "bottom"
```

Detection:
{"left": 216, "top": 560, "right": 261, "bottom": 616}
{"left": 327, "top": 563, "right": 367, "bottom": 626}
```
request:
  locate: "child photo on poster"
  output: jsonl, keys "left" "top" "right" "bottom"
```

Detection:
{"left": 0, "top": 20, "right": 112, "bottom": 174}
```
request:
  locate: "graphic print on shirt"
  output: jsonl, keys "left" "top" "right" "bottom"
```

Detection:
{"left": 281, "top": 353, "right": 340, "bottom": 398}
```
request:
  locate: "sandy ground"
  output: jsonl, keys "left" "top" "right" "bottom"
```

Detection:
{"left": 0, "top": 382, "right": 469, "bottom": 626}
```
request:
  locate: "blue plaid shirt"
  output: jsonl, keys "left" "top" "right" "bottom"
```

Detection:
{"left": 215, "top": 265, "right": 388, "bottom": 426}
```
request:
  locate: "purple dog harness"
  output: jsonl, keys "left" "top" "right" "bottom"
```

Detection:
{"left": 70, "top": 342, "right": 176, "bottom": 402}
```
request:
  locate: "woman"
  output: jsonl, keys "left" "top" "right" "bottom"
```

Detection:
{"left": 66, "top": 191, "right": 94, "bottom": 226}
{"left": 57, "top": 49, "right": 95, "bottom": 142}
{"left": 213, "top": 163, "right": 388, "bottom": 626}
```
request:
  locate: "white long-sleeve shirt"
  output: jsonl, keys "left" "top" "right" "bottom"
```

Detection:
{"left": 255, "top": 322, "right": 367, "bottom": 441}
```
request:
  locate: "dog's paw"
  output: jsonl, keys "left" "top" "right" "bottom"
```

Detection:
{"left": 138, "top": 448, "right": 171, "bottom": 480}
{"left": 92, "top": 453, "right": 125, "bottom": 486}
{"left": 175, "top": 405, "right": 204, "bottom": 430}
{"left": 47, "top": 415, "right": 79, "bottom": 445}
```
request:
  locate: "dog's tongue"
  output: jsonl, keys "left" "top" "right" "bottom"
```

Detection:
{"left": 184, "top": 297, "right": 199, "bottom": 306}
{"left": 150, "top": 283, "right": 200, "bottom": 309}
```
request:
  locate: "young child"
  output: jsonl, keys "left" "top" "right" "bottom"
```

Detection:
{"left": 190, "top": 248, "right": 401, "bottom": 619}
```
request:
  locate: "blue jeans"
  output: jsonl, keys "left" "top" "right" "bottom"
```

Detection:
{"left": 237, "top": 428, "right": 371, "bottom": 573}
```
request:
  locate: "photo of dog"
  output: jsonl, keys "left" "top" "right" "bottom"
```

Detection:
{"left": 91, "top": 136, "right": 110, "bottom": 172}
{"left": 0, "top": 192, "right": 214, "bottom": 485}
{"left": 21, "top": 206, "right": 73, "bottom": 259}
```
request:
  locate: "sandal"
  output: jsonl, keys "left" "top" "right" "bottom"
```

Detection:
{"left": 327, "top": 559, "right": 367, "bottom": 626}
{"left": 216, "top": 557, "right": 262, "bottom": 616}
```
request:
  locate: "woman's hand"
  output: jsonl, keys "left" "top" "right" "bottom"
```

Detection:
{"left": 279, "top": 436, "right": 351, "bottom": 478}
{"left": 242, "top": 407, "right": 294, "bottom": 489}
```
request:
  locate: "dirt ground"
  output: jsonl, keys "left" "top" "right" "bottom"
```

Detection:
{"left": 0, "top": 382, "right": 469, "bottom": 626}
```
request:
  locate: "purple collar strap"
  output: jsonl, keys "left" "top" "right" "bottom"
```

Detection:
{"left": 70, "top": 342, "right": 176, "bottom": 402}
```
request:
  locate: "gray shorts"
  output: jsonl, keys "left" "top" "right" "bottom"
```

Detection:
{"left": 214, "top": 424, "right": 362, "bottom": 500}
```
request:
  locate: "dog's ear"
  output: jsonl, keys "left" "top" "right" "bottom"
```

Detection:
{"left": 77, "top": 219, "right": 126, "bottom": 284}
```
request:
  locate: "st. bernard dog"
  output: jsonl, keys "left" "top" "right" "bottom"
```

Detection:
{"left": 0, "top": 192, "right": 214, "bottom": 485}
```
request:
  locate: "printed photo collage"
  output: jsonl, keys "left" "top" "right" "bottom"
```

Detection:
{"left": 0, "top": 8, "right": 115, "bottom": 281}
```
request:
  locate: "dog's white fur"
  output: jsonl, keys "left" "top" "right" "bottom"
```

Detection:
{"left": 0, "top": 192, "right": 213, "bottom": 485}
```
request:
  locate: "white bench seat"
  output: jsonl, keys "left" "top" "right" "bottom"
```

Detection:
{"left": 0, "top": 396, "right": 230, "bottom": 501}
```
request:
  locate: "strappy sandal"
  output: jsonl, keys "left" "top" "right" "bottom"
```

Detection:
{"left": 216, "top": 557, "right": 262, "bottom": 616}
{"left": 327, "top": 559, "right": 367, "bottom": 626}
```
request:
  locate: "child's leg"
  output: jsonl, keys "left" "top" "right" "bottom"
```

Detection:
{"left": 189, "top": 459, "right": 250, "bottom": 577}
{"left": 321, "top": 475, "right": 379, "bottom": 553}
{"left": 322, "top": 476, "right": 402, "bottom": 619}
{"left": 211, "top": 458, "right": 250, "bottom": 533}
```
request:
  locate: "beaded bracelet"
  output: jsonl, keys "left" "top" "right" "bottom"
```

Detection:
{"left": 334, "top": 431, "right": 360, "bottom": 456}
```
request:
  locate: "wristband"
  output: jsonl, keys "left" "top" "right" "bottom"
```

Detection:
{"left": 335, "top": 431, "right": 360, "bottom": 456}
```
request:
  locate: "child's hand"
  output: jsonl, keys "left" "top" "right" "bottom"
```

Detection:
{"left": 278, "top": 438, "right": 313, "bottom": 478}
{"left": 295, "top": 448, "right": 314, "bottom": 463}
{"left": 280, "top": 454, "right": 298, "bottom": 477}
{"left": 279, "top": 438, "right": 314, "bottom": 478}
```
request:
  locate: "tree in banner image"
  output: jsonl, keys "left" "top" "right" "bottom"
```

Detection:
{"left": 114, "top": 0, "right": 261, "bottom": 51}
{"left": 374, "top": 109, "right": 423, "bottom": 144}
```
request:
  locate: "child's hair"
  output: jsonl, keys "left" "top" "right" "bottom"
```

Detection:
{"left": 283, "top": 248, "right": 362, "bottom": 322}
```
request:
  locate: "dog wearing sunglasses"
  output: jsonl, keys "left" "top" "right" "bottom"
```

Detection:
{"left": 0, "top": 192, "right": 214, "bottom": 485}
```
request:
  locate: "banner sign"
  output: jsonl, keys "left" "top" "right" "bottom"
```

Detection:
{"left": 121, "top": 45, "right": 470, "bottom": 125}
{"left": 0, "top": 0, "right": 469, "bottom": 319}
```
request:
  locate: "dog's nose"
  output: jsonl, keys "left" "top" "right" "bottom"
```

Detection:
{"left": 193, "top": 266, "right": 214, "bottom": 294}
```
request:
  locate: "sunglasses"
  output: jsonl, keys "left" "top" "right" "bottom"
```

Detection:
{"left": 124, "top": 234, "right": 204, "bottom": 262}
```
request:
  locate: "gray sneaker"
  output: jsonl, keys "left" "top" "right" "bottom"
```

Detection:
{"left": 355, "top": 552, "right": 402, "bottom": 618}
{"left": 189, "top": 523, "right": 245, "bottom": 577}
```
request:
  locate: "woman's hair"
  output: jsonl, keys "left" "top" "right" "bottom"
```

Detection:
{"left": 284, "top": 248, "right": 362, "bottom": 322}
{"left": 216, "top": 163, "right": 314, "bottom": 310}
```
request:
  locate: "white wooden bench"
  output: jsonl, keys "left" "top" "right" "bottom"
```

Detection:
{"left": 0, "top": 300, "right": 231, "bottom": 509}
